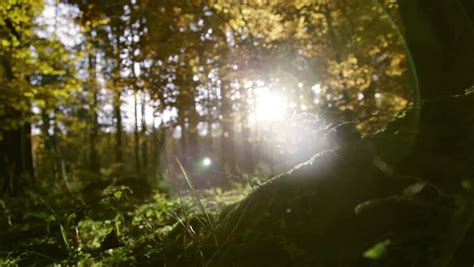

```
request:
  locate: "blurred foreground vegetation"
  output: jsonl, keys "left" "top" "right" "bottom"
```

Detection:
{"left": 0, "top": 177, "right": 252, "bottom": 265}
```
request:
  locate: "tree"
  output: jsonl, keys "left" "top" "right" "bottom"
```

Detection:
{"left": 0, "top": 1, "right": 38, "bottom": 194}
{"left": 1, "top": 1, "right": 78, "bottom": 194}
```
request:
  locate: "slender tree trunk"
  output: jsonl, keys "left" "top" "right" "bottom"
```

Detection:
{"left": 175, "top": 69, "right": 194, "bottom": 169}
{"left": 159, "top": 125, "right": 168, "bottom": 180}
{"left": 141, "top": 91, "right": 148, "bottom": 172}
{"left": 220, "top": 79, "right": 237, "bottom": 183}
{"left": 113, "top": 34, "right": 123, "bottom": 165}
{"left": 152, "top": 116, "right": 167, "bottom": 181}
{"left": 188, "top": 110, "right": 199, "bottom": 161}
{"left": 89, "top": 90, "right": 100, "bottom": 172}
{"left": 206, "top": 88, "right": 213, "bottom": 147}
{"left": 41, "top": 111, "right": 59, "bottom": 181}
{"left": 87, "top": 42, "right": 100, "bottom": 172}
{"left": 240, "top": 86, "right": 254, "bottom": 173}
{"left": 179, "top": 120, "right": 189, "bottom": 168}
{"left": 113, "top": 90, "right": 123, "bottom": 165}
{"left": 151, "top": 116, "right": 158, "bottom": 180}
{"left": 133, "top": 91, "right": 141, "bottom": 173}
{"left": 51, "top": 113, "right": 69, "bottom": 188}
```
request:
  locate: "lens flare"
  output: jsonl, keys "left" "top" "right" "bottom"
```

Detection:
{"left": 202, "top": 157, "right": 212, "bottom": 166}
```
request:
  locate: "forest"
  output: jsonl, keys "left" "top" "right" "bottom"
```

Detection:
{"left": 0, "top": 0, "right": 473, "bottom": 266}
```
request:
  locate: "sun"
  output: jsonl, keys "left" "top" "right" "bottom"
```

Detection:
{"left": 202, "top": 157, "right": 212, "bottom": 166}
{"left": 253, "top": 87, "right": 287, "bottom": 123}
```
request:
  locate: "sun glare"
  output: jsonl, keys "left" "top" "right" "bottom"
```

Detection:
{"left": 253, "top": 87, "right": 287, "bottom": 123}
{"left": 202, "top": 157, "right": 212, "bottom": 166}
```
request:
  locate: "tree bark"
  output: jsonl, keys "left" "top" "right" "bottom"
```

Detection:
{"left": 220, "top": 80, "right": 237, "bottom": 185}
{"left": 141, "top": 91, "right": 148, "bottom": 172}
{"left": 0, "top": 57, "right": 35, "bottom": 195}
{"left": 113, "top": 91, "right": 123, "bottom": 165}
{"left": 134, "top": 91, "right": 141, "bottom": 173}
{"left": 87, "top": 41, "right": 100, "bottom": 172}
{"left": 0, "top": 118, "right": 35, "bottom": 195}
{"left": 113, "top": 34, "right": 123, "bottom": 166}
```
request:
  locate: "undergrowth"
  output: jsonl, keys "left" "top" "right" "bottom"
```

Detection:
{"left": 0, "top": 176, "right": 251, "bottom": 266}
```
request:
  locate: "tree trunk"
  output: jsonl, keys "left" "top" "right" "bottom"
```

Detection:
{"left": 89, "top": 90, "right": 100, "bottom": 172}
{"left": 220, "top": 80, "right": 237, "bottom": 185}
{"left": 113, "top": 34, "right": 123, "bottom": 166}
{"left": 151, "top": 116, "right": 166, "bottom": 181}
{"left": 0, "top": 120, "right": 35, "bottom": 195}
{"left": 87, "top": 43, "right": 100, "bottom": 172}
{"left": 113, "top": 89, "right": 123, "bottom": 166}
{"left": 134, "top": 91, "right": 141, "bottom": 173}
{"left": 240, "top": 85, "right": 255, "bottom": 174}
{"left": 141, "top": 91, "right": 148, "bottom": 172}
{"left": 40, "top": 111, "right": 59, "bottom": 181}
{"left": 0, "top": 57, "right": 34, "bottom": 195}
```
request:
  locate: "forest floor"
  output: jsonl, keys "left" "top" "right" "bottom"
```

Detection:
{"left": 0, "top": 177, "right": 251, "bottom": 266}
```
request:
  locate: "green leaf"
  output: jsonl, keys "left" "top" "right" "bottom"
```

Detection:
{"left": 403, "top": 182, "right": 425, "bottom": 196}
{"left": 363, "top": 239, "right": 390, "bottom": 259}
{"left": 461, "top": 179, "right": 472, "bottom": 191}
{"left": 113, "top": 191, "right": 123, "bottom": 200}
{"left": 60, "top": 224, "right": 70, "bottom": 250}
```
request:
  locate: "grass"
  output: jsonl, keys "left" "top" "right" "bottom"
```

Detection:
{"left": 0, "top": 172, "right": 251, "bottom": 266}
